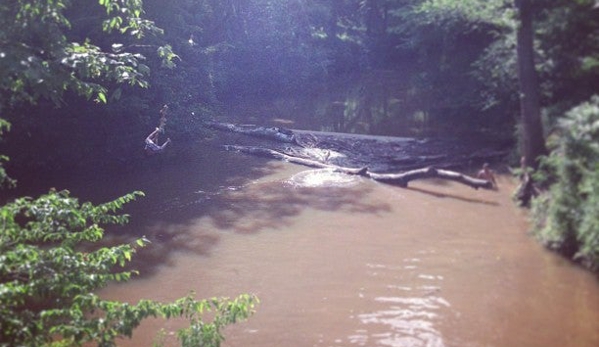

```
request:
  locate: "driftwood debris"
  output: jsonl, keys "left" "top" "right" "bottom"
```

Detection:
{"left": 225, "top": 145, "right": 494, "bottom": 190}
{"left": 204, "top": 120, "right": 497, "bottom": 190}
{"left": 366, "top": 167, "right": 493, "bottom": 189}
{"left": 204, "top": 120, "right": 297, "bottom": 144}
{"left": 224, "top": 145, "right": 368, "bottom": 175}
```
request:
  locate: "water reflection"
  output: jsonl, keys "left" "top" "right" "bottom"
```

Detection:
{"left": 349, "top": 258, "right": 449, "bottom": 347}
{"left": 286, "top": 169, "right": 361, "bottom": 188}
{"left": 207, "top": 168, "right": 389, "bottom": 234}
{"left": 315, "top": 73, "right": 429, "bottom": 137}
{"left": 226, "top": 72, "right": 435, "bottom": 138}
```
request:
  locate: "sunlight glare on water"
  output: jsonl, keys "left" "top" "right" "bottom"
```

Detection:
{"left": 285, "top": 168, "right": 361, "bottom": 188}
{"left": 347, "top": 258, "right": 449, "bottom": 347}
{"left": 356, "top": 294, "right": 448, "bottom": 347}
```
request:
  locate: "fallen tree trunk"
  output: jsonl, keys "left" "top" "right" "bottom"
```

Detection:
{"left": 225, "top": 145, "right": 493, "bottom": 190}
{"left": 366, "top": 167, "right": 493, "bottom": 189}
{"left": 224, "top": 145, "right": 368, "bottom": 175}
{"left": 205, "top": 120, "right": 509, "bottom": 173}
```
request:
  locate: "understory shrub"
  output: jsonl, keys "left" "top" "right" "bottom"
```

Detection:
{"left": 0, "top": 189, "right": 257, "bottom": 347}
{"left": 531, "top": 95, "right": 599, "bottom": 272}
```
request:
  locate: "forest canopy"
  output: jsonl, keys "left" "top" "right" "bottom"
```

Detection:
{"left": 1, "top": 6, "right": 599, "bottom": 346}
{"left": 2, "top": 0, "right": 598, "bottom": 175}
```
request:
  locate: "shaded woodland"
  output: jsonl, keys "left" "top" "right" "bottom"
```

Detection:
{"left": 2, "top": 1, "right": 599, "bottom": 346}
{"left": 2, "top": 1, "right": 599, "bottom": 270}
{"left": 4, "top": 0, "right": 597, "bottom": 176}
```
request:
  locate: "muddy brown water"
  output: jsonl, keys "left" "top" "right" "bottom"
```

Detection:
{"left": 82, "top": 146, "right": 599, "bottom": 347}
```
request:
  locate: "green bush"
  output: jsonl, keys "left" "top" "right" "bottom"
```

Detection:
{"left": 532, "top": 95, "right": 599, "bottom": 271}
{"left": 0, "top": 189, "right": 257, "bottom": 347}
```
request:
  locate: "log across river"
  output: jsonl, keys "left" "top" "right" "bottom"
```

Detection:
{"left": 205, "top": 121, "right": 504, "bottom": 189}
{"left": 223, "top": 145, "right": 493, "bottom": 189}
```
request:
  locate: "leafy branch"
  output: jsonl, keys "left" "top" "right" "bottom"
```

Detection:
{"left": 0, "top": 189, "right": 257, "bottom": 347}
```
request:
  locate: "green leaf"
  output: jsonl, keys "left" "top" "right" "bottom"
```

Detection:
{"left": 96, "top": 92, "right": 107, "bottom": 104}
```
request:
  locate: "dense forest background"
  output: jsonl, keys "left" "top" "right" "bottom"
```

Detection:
{"left": 1, "top": 0, "right": 599, "bottom": 267}
{"left": 1, "top": 1, "right": 599, "bottom": 345}
{"left": 3, "top": 0, "right": 597, "bottom": 178}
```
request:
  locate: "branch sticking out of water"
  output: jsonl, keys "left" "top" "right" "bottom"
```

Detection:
{"left": 224, "top": 145, "right": 494, "bottom": 190}
{"left": 366, "top": 167, "right": 493, "bottom": 190}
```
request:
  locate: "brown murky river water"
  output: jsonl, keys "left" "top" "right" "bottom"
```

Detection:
{"left": 69, "top": 142, "right": 599, "bottom": 347}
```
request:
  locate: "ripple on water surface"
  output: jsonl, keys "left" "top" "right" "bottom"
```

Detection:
{"left": 349, "top": 259, "right": 448, "bottom": 347}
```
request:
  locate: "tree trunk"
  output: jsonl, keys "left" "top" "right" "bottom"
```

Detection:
{"left": 366, "top": 167, "right": 493, "bottom": 189}
{"left": 224, "top": 145, "right": 494, "bottom": 190}
{"left": 515, "top": 0, "right": 547, "bottom": 169}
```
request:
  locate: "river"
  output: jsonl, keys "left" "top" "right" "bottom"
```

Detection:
{"left": 36, "top": 135, "right": 593, "bottom": 347}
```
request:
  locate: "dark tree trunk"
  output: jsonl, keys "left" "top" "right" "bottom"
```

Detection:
{"left": 515, "top": 0, "right": 547, "bottom": 169}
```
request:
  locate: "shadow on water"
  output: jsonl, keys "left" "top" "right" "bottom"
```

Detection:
{"left": 3, "top": 134, "right": 286, "bottom": 278}
{"left": 7, "top": 124, "right": 505, "bottom": 280}
{"left": 83, "top": 136, "right": 393, "bottom": 278}
{"left": 206, "top": 177, "right": 389, "bottom": 234}
{"left": 407, "top": 186, "right": 499, "bottom": 206}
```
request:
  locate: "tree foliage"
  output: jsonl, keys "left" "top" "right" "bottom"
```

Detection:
{"left": 535, "top": 0, "right": 599, "bottom": 118}
{"left": 0, "top": 1, "right": 257, "bottom": 346}
{"left": 531, "top": 96, "right": 599, "bottom": 271}
{"left": 419, "top": 0, "right": 514, "bottom": 27}
{"left": 0, "top": 0, "right": 176, "bottom": 109}
{"left": 409, "top": 0, "right": 599, "bottom": 269}
{"left": 0, "top": 189, "right": 257, "bottom": 346}
{"left": 0, "top": 119, "right": 14, "bottom": 188}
